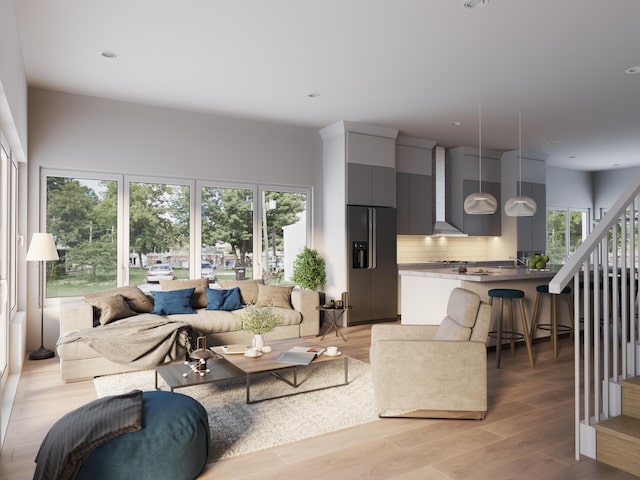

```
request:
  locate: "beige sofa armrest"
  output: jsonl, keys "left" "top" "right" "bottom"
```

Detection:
{"left": 291, "top": 288, "right": 319, "bottom": 337}
{"left": 59, "top": 301, "right": 94, "bottom": 337}
{"left": 371, "top": 339, "right": 487, "bottom": 413}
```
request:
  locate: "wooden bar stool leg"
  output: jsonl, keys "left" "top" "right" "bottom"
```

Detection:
{"left": 508, "top": 299, "right": 516, "bottom": 357}
{"left": 530, "top": 292, "right": 542, "bottom": 340}
{"left": 497, "top": 298, "right": 504, "bottom": 368}
{"left": 551, "top": 294, "right": 558, "bottom": 358}
{"left": 518, "top": 298, "right": 535, "bottom": 368}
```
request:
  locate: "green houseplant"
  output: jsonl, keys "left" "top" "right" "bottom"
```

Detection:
{"left": 240, "top": 303, "right": 283, "bottom": 350}
{"left": 292, "top": 246, "right": 326, "bottom": 291}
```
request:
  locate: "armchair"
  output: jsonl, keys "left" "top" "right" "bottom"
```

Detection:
{"left": 370, "top": 287, "right": 491, "bottom": 420}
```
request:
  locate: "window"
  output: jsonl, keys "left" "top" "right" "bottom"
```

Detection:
{"left": 127, "top": 179, "right": 192, "bottom": 287}
{"left": 1, "top": 143, "right": 9, "bottom": 384}
{"left": 547, "top": 208, "right": 588, "bottom": 265}
{"left": 259, "top": 188, "right": 308, "bottom": 284}
{"left": 46, "top": 175, "right": 119, "bottom": 297}
{"left": 43, "top": 170, "right": 312, "bottom": 297}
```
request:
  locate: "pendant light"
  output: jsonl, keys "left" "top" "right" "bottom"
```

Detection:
{"left": 464, "top": 100, "right": 497, "bottom": 214}
{"left": 505, "top": 109, "right": 537, "bottom": 216}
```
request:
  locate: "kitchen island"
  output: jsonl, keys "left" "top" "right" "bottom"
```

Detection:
{"left": 399, "top": 266, "right": 570, "bottom": 343}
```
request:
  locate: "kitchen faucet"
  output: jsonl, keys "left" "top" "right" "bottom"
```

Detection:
{"left": 510, "top": 256, "right": 528, "bottom": 267}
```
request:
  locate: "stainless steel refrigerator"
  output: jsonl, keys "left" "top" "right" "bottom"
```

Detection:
{"left": 347, "top": 205, "right": 397, "bottom": 325}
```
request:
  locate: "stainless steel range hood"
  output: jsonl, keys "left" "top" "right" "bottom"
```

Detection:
{"left": 432, "top": 145, "right": 468, "bottom": 237}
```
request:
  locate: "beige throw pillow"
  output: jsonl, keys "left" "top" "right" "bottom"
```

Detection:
{"left": 84, "top": 285, "right": 154, "bottom": 313}
{"left": 255, "top": 284, "right": 295, "bottom": 309}
{"left": 217, "top": 279, "right": 264, "bottom": 305}
{"left": 159, "top": 278, "right": 209, "bottom": 309}
{"left": 84, "top": 294, "right": 138, "bottom": 325}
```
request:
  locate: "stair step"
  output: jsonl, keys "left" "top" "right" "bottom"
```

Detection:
{"left": 595, "top": 415, "right": 640, "bottom": 476}
{"left": 621, "top": 376, "right": 640, "bottom": 419}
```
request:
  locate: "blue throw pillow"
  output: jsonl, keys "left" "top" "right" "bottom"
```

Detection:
{"left": 151, "top": 288, "right": 196, "bottom": 315}
{"left": 205, "top": 287, "right": 243, "bottom": 311}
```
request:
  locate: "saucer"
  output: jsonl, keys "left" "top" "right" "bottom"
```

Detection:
{"left": 324, "top": 351, "right": 341, "bottom": 356}
{"left": 244, "top": 352, "right": 263, "bottom": 358}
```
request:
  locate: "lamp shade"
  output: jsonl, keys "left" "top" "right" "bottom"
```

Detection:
{"left": 464, "top": 192, "right": 498, "bottom": 215}
{"left": 504, "top": 196, "right": 537, "bottom": 216}
{"left": 26, "top": 233, "right": 59, "bottom": 262}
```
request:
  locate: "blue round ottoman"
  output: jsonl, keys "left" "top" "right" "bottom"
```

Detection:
{"left": 77, "top": 390, "right": 210, "bottom": 480}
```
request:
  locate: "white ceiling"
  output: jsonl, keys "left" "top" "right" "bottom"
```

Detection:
{"left": 14, "top": 0, "right": 640, "bottom": 171}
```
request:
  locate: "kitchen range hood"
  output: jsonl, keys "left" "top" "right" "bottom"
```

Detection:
{"left": 432, "top": 145, "right": 468, "bottom": 237}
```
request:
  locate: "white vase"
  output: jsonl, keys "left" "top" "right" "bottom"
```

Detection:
{"left": 252, "top": 334, "right": 265, "bottom": 351}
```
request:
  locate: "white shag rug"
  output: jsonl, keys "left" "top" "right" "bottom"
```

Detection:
{"left": 94, "top": 357, "right": 378, "bottom": 461}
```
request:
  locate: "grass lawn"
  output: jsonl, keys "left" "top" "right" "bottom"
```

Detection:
{"left": 47, "top": 267, "right": 252, "bottom": 298}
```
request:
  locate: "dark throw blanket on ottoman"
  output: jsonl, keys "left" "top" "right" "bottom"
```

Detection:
{"left": 34, "top": 390, "right": 143, "bottom": 480}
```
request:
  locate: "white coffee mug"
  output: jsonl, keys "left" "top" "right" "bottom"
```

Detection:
{"left": 247, "top": 347, "right": 258, "bottom": 356}
{"left": 326, "top": 346, "right": 338, "bottom": 355}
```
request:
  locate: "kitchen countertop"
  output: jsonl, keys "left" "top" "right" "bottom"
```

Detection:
{"left": 398, "top": 266, "right": 558, "bottom": 282}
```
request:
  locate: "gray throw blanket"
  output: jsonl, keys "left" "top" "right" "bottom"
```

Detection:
{"left": 57, "top": 316, "right": 195, "bottom": 369}
{"left": 34, "top": 390, "right": 143, "bottom": 480}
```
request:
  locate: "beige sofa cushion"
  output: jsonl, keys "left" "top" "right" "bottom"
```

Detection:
{"left": 255, "top": 284, "right": 294, "bottom": 309}
{"left": 167, "top": 307, "right": 301, "bottom": 334}
{"left": 84, "top": 294, "right": 138, "bottom": 325}
{"left": 218, "top": 279, "right": 264, "bottom": 304}
{"left": 433, "top": 316, "right": 472, "bottom": 341}
{"left": 446, "top": 288, "right": 480, "bottom": 328}
{"left": 84, "top": 285, "right": 154, "bottom": 313}
{"left": 160, "top": 278, "right": 209, "bottom": 309}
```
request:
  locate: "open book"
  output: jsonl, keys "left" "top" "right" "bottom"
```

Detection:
{"left": 275, "top": 346, "right": 325, "bottom": 365}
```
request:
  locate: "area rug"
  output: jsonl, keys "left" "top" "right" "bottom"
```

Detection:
{"left": 94, "top": 357, "right": 378, "bottom": 461}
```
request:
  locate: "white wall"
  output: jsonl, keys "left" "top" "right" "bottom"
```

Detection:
{"left": 27, "top": 88, "right": 323, "bottom": 351}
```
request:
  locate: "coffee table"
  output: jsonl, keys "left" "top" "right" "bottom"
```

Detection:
{"left": 155, "top": 356, "right": 243, "bottom": 392}
{"left": 211, "top": 338, "right": 349, "bottom": 404}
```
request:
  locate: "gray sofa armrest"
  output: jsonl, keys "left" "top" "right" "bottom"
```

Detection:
{"left": 371, "top": 338, "right": 487, "bottom": 413}
{"left": 291, "top": 288, "right": 319, "bottom": 337}
{"left": 59, "top": 301, "right": 94, "bottom": 336}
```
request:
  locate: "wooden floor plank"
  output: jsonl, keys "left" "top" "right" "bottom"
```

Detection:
{"left": 1, "top": 323, "right": 635, "bottom": 479}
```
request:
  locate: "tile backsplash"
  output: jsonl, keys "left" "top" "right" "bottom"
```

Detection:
{"left": 397, "top": 235, "right": 504, "bottom": 263}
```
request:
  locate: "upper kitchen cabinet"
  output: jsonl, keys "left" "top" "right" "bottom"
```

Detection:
{"left": 346, "top": 131, "right": 396, "bottom": 207}
{"left": 501, "top": 151, "right": 548, "bottom": 253}
{"left": 396, "top": 136, "right": 436, "bottom": 235}
{"left": 448, "top": 146, "right": 502, "bottom": 236}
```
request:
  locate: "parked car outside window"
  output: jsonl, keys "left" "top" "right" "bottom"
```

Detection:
{"left": 201, "top": 262, "right": 216, "bottom": 282}
{"left": 146, "top": 263, "right": 175, "bottom": 283}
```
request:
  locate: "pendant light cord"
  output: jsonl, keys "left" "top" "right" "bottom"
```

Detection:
{"left": 518, "top": 108, "right": 522, "bottom": 196}
{"left": 478, "top": 100, "right": 483, "bottom": 193}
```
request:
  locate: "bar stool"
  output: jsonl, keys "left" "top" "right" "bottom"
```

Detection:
{"left": 530, "top": 284, "right": 574, "bottom": 359}
{"left": 487, "top": 288, "right": 535, "bottom": 368}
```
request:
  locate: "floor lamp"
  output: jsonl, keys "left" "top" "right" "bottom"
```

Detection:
{"left": 26, "top": 233, "right": 59, "bottom": 360}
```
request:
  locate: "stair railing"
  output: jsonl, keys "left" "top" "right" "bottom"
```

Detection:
{"left": 550, "top": 176, "right": 640, "bottom": 460}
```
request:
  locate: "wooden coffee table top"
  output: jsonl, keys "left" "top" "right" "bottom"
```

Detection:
{"left": 155, "top": 357, "right": 244, "bottom": 391}
{"left": 212, "top": 337, "right": 346, "bottom": 375}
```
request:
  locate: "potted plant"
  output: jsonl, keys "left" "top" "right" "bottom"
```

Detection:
{"left": 292, "top": 246, "right": 326, "bottom": 291}
{"left": 240, "top": 303, "right": 283, "bottom": 351}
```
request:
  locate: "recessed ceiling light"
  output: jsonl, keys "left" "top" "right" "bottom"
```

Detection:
{"left": 451, "top": 121, "right": 462, "bottom": 126}
{"left": 569, "top": 155, "right": 577, "bottom": 159}
{"left": 625, "top": 66, "right": 640, "bottom": 74}
{"left": 464, "top": 0, "right": 488, "bottom": 9}
{"left": 101, "top": 51, "right": 117, "bottom": 59}
{"left": 306, "top": 92, "right": 320, "bottom": 98}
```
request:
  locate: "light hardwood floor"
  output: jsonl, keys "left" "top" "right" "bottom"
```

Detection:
{"left": 1, "top": 323, "right": 638, "bottom": 480}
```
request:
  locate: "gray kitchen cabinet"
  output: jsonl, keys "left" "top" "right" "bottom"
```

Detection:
{"left": 462, "top": 179, "right": 501, "bottom": 236}
{"left": 347, "top": 163, "right": 395, "bottom": 207}
{"left": 397, "top": 172, "right": 432, "bottom": 234}
{"left": 517, "top": 181, "right": 547, "bottom": 252}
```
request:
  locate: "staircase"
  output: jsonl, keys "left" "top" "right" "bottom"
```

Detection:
{"left": 595, "top": 376, "right": 640, "bottom": 475}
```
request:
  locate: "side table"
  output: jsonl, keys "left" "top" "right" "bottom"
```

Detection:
{"left": 317, "top": 306, "right": 351, "bottom": 342}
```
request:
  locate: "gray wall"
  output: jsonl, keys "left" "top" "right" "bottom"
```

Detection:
{"left": 27, "top": 88, "right": 324, "bottom": 350}
{"left": 546, "top": 166, "right": 593, "bottom": 211}
{"left": 592, "top": 166, "right": 640, "bottom": 219}
{"left": 0, "top": 0, "right": 28, "bottom": 161}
